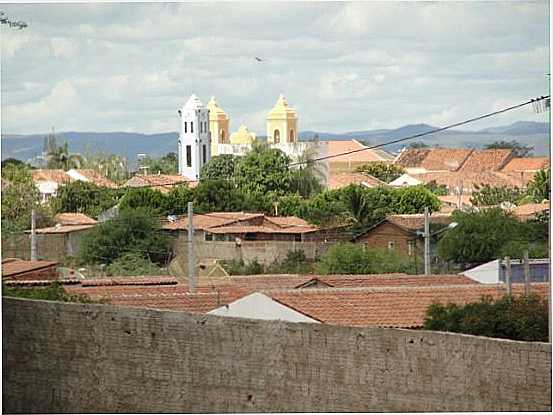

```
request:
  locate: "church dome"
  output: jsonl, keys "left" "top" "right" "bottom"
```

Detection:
{"left": 267, "top": 94, "right": 298, "bottom": 120}
{"left": 207, "top": 96, "right": 229, "bottom": 121}
{"left": 230, "top": 124, "right": 256, "bottom": 145}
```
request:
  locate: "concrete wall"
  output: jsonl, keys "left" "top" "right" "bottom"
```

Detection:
{"left": 172, "top": 234, "right": 335, "bottom": 266}
{"left": 2, "top": 230, "right": 90, "bottom": 262}
{"left": 3, "top": 297, "right": 551, "bottom": 413}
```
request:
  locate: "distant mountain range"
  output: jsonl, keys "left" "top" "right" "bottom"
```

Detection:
{"left": 1, "top": 121, "right": 549, "bottom": 164}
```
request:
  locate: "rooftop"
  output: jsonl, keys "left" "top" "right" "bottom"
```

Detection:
{"left": 68, "top": 169, "right": 119, "bottom": 189}
{"left": 326, "top": 140, "right": 394, "bottom": 163}
{"left": 54, "top": 213, "right": 97, "bottom": 226}
{"left": 327, "top": 172, "right": 387, "bottom": 190}
{"left": 125, "top": 174, "right": 193, "bottom": 193}
{"left": 457, "top": 149, "right": 514, "bottom": 173}
{"left": 501, "top": 157, "right": 549, "bottom": 173}
{"left": 1, "top": 259, "right": 59, "bottom": 278}
{"left": 31, "top": 169, "right": 70, "bottom": 184}
{"left": 385, "top": 213, "right": 453, "bottom": 232}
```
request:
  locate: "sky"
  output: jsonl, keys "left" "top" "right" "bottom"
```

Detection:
{"left": 0, "top": 1, "right": 550, "bottom": 135}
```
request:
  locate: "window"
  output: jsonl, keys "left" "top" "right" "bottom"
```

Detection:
{"left": 221, "top": 130, "right": 226, "bottom": 143}
{"left": 184, "top": 122, "right": 187, "bottom": 133}
{"left": 290, "top": 129, "right": 295, "bottom": 142}
{"left": 202, "top": 145, "right": 207, "bottom": 164}
{"left": 205, "top": 233, "right": 213, "bottom": 241}
{"left": 186, "top": 145, "right": 192, "bottom": 167}
{"left": 191, "top": 121, "right": 194, "bottom": 133}
{"left": 274, "top": 129, "right": 280, "bottom": 143}
{"left": 408, "top": 241, "right": 415, "bottom": 256}
{"left": 388, "top": 241, "right": 396, "bottom": 251}
{"left": 245, "top": 232, "right": 256, "bottom": 241}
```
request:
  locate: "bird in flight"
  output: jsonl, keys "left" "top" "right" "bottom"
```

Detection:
{"left": 255, "top": 57, "right": 265, "bottom": 62}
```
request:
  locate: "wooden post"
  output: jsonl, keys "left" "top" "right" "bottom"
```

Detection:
{"left": 523, "top": 250, "right": 530, "bottom": 296}
{"left": 424, "top": 207, "right": 430, "bottom": 275}
{"left": 30, "top": 209, "right": 37, "bottom": 261}
{"left": 188, "top": 202, "right": 195, "bottom": 294}
{"left": 504, "top": 256, "right": 512, "bottom": 296}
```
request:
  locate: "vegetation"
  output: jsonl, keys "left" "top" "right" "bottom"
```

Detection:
{"left": 118, "top": 187, "right": 167, "bottom": 213}
{"left": 316, "top": 243, "right": 417, "bottom": 275}
{"left": 424, "top": 294, "right": 548, "bottom": 342}
{"left": 139, "top": 152, "right": 178, "bottom": 175}
{"left": 200, "top": 154, "right": 238, "bottom": 181}
{"left": 527, "top": 168, "right": 550, "bottom": 202}
{"left": 470, "top": 184, "right": 526, "bottom": 207}
{"left": 485, "top": 140, "right": 534, "bottom": 157}
{"left": 51, "top": 181, "right": 122, "bottom": 219}
{"left": 193, "top": 179, "right": 246, "bottom": 213}
{"left": 81, "top": 152, "right": 130, "bottom": 182}
{"left": 436, "top": 208, "right": 547, "bottom": 268}
{"left": 289, "top": 146, "right": 325, "bottom": 197}
{"left": 106, "top": 252, "right": 167, "bottom": 276}
{"left": 221, "top": 250, "right": 313, "bottom": 275}
{"left": 2, "top": 282, "right": 94, "bottom": 303}
{"left": 78, "top": 208, "right": 171, "bottom": 266}
{"left": 356, "top": 161, "right": 405, "bottom": 183}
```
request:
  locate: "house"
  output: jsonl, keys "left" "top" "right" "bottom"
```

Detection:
{"left": 31, "top": 169, "right": 71, "bottom": 202}
{"left": 66, "top": 169, "right": 118, "bottom": 189}
{"left": 326, "top": 140, "right": 394, "bottom": 173}
{"left": 208, "top": 282, "right": 549, "bottom": 328}
{"left": 457, "top": 149, "right": 514, "bottom": 173}
{"left": 1, "top": 258, "right": 59, "bottom": 281}
{"left": 327, "top": 172, "right": 387, "bottom": 190}
{"left": 509, "top": 202, "right": 549, "bottom": 221}
{"left": 353, "top": 213, "right": 453, "bottom": 257}
{"left": 462, "top": 258, "right": 550, "bottom": 284}
{"left": 395, "top": 148, "right": 473, "bottom": 174}
{"left": 53, "top": 213, "right": 98, "bottom": 226}
{"left": 501, "top": 157, "right": 549, "bottom": 173}
{"left": 125, "top": 173, "right": 196, "bottom": 193}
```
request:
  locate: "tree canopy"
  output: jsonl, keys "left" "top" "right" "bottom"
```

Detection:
{"left": 51, "top": 181, "right": 122, "bottom": 219}
{"left": 356, "top": 162, "right": 405, "bottom": 183}
{"left": 484, "top": 140, "right": 534, "bottom": 157}
{"left": 200, "top": 154, "right": 238, "bottom": 181}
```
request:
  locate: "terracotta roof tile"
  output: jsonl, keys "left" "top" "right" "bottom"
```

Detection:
{"left": 31, "top": 169, "right": 71, "bottom": 184}
{"left": 266, "top": 283, "right": 549, "bottom": 328}
{"left": 207, "top": 225, "right": 319, "bottom": 235}
{"left": 80, "top": 276, "right": 178, "bottom": 287}
{"left": 26, "top": 224, "right": 96, "bottom": 234}
{"left": 510, "top": 202, "right": 549, "bottom": 219}
{"left": 326, "top": 140, "right": 394, "bottom": 163}
{"left": 501, "top": 157, "right": 549, "bottom": 172}
{"left": 263, "top": 216, "right": 311, "bottom": 228}
{"left": 386, "top": 213, "right": 452, "bottom": 231}
{"left": 2, "top": 259, "right": 59, "bottom": 278}
{"left": 437, "top": 195, "right": 473, "bottom": 207}
{"left": 328, "top": 172, "right": 387, "bottom": 190}
{"left": 54, "top": 213, "right": 97, "bottom": 226}
{"left": 161, "top": 212, "right": 265, "bottom": 231}
{"left": 310, "top": 274, "right": 476, "bottom": 288}
{"left": 394, "top": 149, "right": 431, "bottom": 168}
{"left": 125, "top": 174, "right": 194, "bottom": 193}
{"left": 419, "top": 148, "right": 473, "bottom": 171}
{"left": 72, "top": 169, "right": 119, "bottom": 188}
{"left": 412, "top": 170, "right": 531, "bottom": 191}
{"left": 458, "top": 149, "right": 514, "bottom": 172}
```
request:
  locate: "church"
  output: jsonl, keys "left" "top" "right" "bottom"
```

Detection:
{"left": 177, "top": 94, "right": 328, "bottom": 182}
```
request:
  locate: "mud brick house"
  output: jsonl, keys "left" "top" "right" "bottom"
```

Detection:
{"left": 1, "top": 259, "right": 59, "bottom": 282}
{"left": 353, "top": 213, "right": 453, "bottom": 257}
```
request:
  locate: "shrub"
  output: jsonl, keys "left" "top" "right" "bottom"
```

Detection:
{"left": 2, "top": 282, "right": 94, "bottom": 303}
{"left": 106, "top": 252, "right": 167, "bottom": 276}
{"left": 424, "top": 294, "right": 548, "bottom": 342}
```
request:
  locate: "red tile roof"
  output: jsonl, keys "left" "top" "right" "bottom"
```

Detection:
{"left": 1, "top": 259, "right": 59, "bottom": 278}
{"left": 386, "top": 213, "right": 452, "bottom": 231}
{"left": 266, "top": 283, "right": 549, "bottom": 328}
{"left": 26, "top": 224, "right": 96, "bottom": 234}
{"left": 419, "top": 149, "right": 473, "bottom": 171}
{"left": 125, "top": 174, "right": 194, "bottom": 193}
{"left": 31, "top": 169, "right": 71, "bottom": 184}
{"left": 306, "top": 274, "right": 476, "bottom": 288}
{"left": 54, "top": 213, "right": 97, "bottom": 226}
{"left": 510, "top": 202, "right": 550, "bottom": 219}
{"left": 501, "top": 157, "right": 549, "bottom": 172}
{"left": 458, "top": 149, "right": 514, "bottom": 173}
{"left": 411, "top": 170, "right": 531, "bottom": 191}
{"left": 80, "top": 276, "right": 179, "bottom": 287}
{"left": 328, "top": 172, "right": 387, "bottom": 190}
{"left": 263, "top": 216, "right": 311, "bottom": 228}
{"left": 72, "top": 169, "right": 119, "bottom": 189}
{"left": 161, "top": 212, "right": 265, "bottom": 231}
{"left": 327, "top": 140, "right": 394, "bottom": 163}
{"left": 394, "top": 149, "right": 431, "bottom": 168}
{"left": 437, "top": 195, "right": 473, "bottom": 207}
{"left": 207, "top": 225, "right": 319, "bottom": 235}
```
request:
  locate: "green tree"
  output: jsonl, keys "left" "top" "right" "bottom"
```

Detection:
{"left": 527, "top": 168, "right": 550, "bottom": 202}
{"left": 395, "top": 185, "right": 441, "bottom": 214}
{"left": 200, "top": 154, "right": 238, "bottom": 181}
{"left": 289, "top": 146, "right": 325, "bottom": 197}
{"left": 408, "top": 142, "right": 430, "bottom": 149}
{"left": 51, "top": 181, "right": 122, "bottom": 219}
{"left": 436, "top": 208, "right": 530, "bottom": 267}
{"left": 78, "top": 208, "right": 171, "bottom": 265}
{"left": 163, "top": 185, "right": 194, "bottom": 215}
{"left": 1, "top": 158, "right": 31, "bottom": 169}
{"left": 316, "top": 243, "right": 416, "bottom": 275}
{"left": 2, "top": 282, "right": 94, "bottom": 303}
{"left": 140, "top": 152, "right": 178, "bottom": 175}
{"left": 234, "top": 143, "right": 294, "bottom": 196}
{"left": 118, "top": 187, "right": 167, "bottom": 213}
{"left": 423, "top": 180, "right": 448, "bottom": 196}
{"left": 298, "top": 189, "right": 351, "bottom": 226}
{"left": 424, "top": 294, "right": 548, "bottom": 342}
{"left": 193, "top": 179, "right": 245, "bottom": 213}
{"left": 485, "top": 140, "right": 534, "bottom": 157}
{"left": 356, "top": 161, "right": 405, "bottom": 183}
{"left": 81, "top": 152, "right": 129, "bottom": 183}
{"left": 105, "top": 252, "right": 167, "bottom": 276}
{"left": 470, "top": 184, "right": 526, "bottom": 206}
{"left": 276, "top": 194, "right": 304, "bottom": 217}
{"left": 46, "top": 141, "right": 84, "bottom": 170}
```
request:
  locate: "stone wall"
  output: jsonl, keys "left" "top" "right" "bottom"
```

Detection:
{"left": 3, "top": 297, "right": 551, "bottom": 413}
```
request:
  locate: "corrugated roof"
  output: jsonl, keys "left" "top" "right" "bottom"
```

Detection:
{"left": 54, "top": 213, "right": 97, "bottom": 226}
{"left": 2, "top": 259, "right": 59, "bottom": 278}
{"left": 501, "top": 157, "right": 549, "bottom": 173}
{"left": 266, "top": 283, "right": 549, "bottom": 328}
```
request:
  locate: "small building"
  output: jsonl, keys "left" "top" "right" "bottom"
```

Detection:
{"left": 66, "top": 169, "right": 118, "bottom": 189}
{"left": 31, "top": 169, "right": 71, "bottom": 202}
{"left": 462, "top": 258, "right": 550, "bottom": 284}
{"left": 124, "top": 174, "right": 195, "bottom": 193}
{"left": 1, "top": 258, "right": 59, "bottom": 281}
{"left": 353, "top": 213, "right": 453, "bottom": 257}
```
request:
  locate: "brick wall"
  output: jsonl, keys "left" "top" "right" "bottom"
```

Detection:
{"left": 357, "top": 222, "right": 421, "bottom": 257}
{"left": 3, "top": 298, "right": 551, "bottom": 413}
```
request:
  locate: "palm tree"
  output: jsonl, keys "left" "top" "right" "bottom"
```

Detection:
{"left": 290, "top": 144, "right": 326, "bottom": 198}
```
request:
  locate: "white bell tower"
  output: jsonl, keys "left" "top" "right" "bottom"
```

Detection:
{"left": 178, "top": 94, "right": 211, "bottom": 181}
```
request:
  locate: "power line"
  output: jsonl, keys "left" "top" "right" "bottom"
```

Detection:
{"left": 289, "top": 95, "right": 551, "bottom": 167}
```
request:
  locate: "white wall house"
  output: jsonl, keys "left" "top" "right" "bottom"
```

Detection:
{"left": 208, "top": 292, "right": 319, "bottom": 323}
{"left": 389, "top": 173, "right": 423, "bottom": 187}
{"left": 178, "top": 94, "right": 211, "bottom": 181}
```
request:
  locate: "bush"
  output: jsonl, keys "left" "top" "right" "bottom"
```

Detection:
{"left": 118, "top": 187, "right": 167, "bottom": 213}
{"left": 424, "top": 294, "right": 548, "bottom": 342}
{"left": 356, "top": 161, "right": 405, "bottom": 183}
{"left": 316, "top": 243, "right": 417, "bottom": 275}
{"left": 106, "top": 252, "right": 167, "bottom": 276}
{"left": 221, "top": 258, "right": 264, "bottom": 275}
{"left": 78, "top": 208, "right": 171, "bottom": 266}
{"left": 51, "top": 181, "right": 122, "bottom": 219}
{"left": 2, "top": 282, "right": 94, "bottom": 303}
{"left": 267, "top": 250, "right": 312, "bottom": 274}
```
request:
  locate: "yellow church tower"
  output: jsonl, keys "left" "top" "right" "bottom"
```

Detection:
{"left": 230, "top": 124, "right": 257, "bottom": 145}
{"left": 266, "top": 94, "right": 298, "bottom": 144}
{"left": 207, "top": 96, "right": 230, "bottom": 156}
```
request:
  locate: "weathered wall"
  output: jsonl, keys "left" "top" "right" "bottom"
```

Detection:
{"left": 2, "top": 230, "right": 90, "bottom": 262}
{"left": 172, "top": 235, "right": 335, "bottom": 266}
{"left": 3, "top": 297, "right": 551, "bottom": 413}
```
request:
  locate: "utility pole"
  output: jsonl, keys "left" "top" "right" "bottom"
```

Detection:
{"left": 523, "top": 250, "right": 530, "bottom": 296}
{"left": 30, "top": 209, "right": 37, "bottom": 261}
{"left": 424, "top": 206, "right": 430, "bottom": 275}
{"left": 187, "top": 202, "right": 196, "bottom": 294}
{"left": 504, "top": 256, "right": 512, "bottom": 296}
